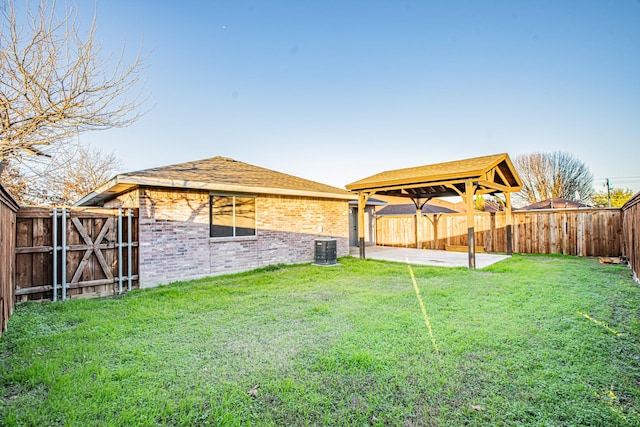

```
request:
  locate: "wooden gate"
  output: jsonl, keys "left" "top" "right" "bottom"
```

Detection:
{"left": 15, "top": 207, "right": 139, "bottom": 302}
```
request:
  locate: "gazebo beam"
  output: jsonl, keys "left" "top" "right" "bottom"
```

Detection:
{"left": 424, "top": 213, "right": 440, "bottom": 250}
{"left": 494, "top": 166, "right": 509, "bottom": 186}
{"left": 411, "top": 197, "right": 430, "bottom": 250}
{"left": 363, "top": 178, "right": 473, "bottom": 194}
{"left": 475, "top": 180, "right": 511, "bottom": 194}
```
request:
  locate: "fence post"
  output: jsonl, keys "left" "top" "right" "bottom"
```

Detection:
{"left": 118, "top": 209, "right": 123, "bottom": 294}
{"left": 52, "top": 208, "right": 58, "bottom": 302}
{"left": 61, "top": 208, "right": 67, "bottom": 301}
{"left": 127, "top": 209, "right": 132, "bottom": 292}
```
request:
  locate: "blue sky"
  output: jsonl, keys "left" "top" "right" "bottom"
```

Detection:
{"left": 72, "top": 0, "right": 640, "bottom": 193}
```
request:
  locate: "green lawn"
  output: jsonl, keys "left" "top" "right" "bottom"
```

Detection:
{"left": 1, "top": 255, "right": 639, "bottom": 426}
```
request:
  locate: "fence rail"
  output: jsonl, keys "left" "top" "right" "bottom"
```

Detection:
{"left": 15, "top": 207, "right": 139, "bottom": 302}
{"left": 376, "top": 209, "right": 623, "bottom": 257}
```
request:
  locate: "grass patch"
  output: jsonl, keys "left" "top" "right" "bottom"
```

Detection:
{"left": 1, "top": 254, "right": 639, "bottom": 426}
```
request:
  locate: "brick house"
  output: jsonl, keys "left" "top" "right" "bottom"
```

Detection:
{"left": 76, "top": 156, "right": 354, "bottom": 288}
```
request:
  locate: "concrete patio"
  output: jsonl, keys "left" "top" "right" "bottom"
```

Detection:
{"left": 349, "top": 246, "right": 510, "bottom": 268}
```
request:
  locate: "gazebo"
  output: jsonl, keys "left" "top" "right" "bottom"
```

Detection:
{"left": 345, "top": 153, "right": 522, "bottom": 268}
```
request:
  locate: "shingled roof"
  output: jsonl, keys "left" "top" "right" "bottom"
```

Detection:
{"left": 519, "top": 197, "right": 589, "bottom": 210}
{"left": 76, "top": 156, "right": 353, "bottom": 206}
{"left": 346, "top": 153, "right": 521, "bottom": 198}
{"left": 376, "top": 203, "right": 457, "bottom": 216}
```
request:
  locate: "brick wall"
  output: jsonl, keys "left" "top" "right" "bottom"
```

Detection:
{"left": 104, "top": 189, "right": 141, "bottom": 209}
{"left": 256, "top": 194, "right": 349, "bottom": 264}
{"left": 107, "top": 187, "right": 349, "bottom": 287}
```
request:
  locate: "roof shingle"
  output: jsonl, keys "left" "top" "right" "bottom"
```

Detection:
{"left": 376, "top": 203, "right": 458, "bottom": 216}
{"left": 131, "top": 156, "right": 349, "bottom": 195}
{"left": 346, "top": 153, "right": 518, "bottom": 190}
{"left": 77, "top": 156, "right": 353, "bottom": 206}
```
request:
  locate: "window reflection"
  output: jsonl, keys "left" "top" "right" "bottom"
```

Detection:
{"left": 210, "top": 195, "right": 255, "bottom": 238}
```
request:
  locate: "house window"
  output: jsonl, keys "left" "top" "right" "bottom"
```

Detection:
{"left": 210, "top": 195, "right": 256, "bottom": 238}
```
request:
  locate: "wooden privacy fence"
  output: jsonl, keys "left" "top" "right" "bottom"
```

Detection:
{"left": 376, "top": 208, "right": 623, "bottom": 257}
{"left": 622, "top": 193, "right": 640, "bottom": 283}
{"left": 1, "top": 183, "right": 19, "bottom": 336}
{"left": 15, "top": 207, "right": 139, "bottom": 302}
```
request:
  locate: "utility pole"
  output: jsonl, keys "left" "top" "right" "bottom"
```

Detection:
{"left": 606, "top": 178, "right": 611, "bottom": 208}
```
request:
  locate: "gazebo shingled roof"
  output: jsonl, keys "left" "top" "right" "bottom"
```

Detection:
{"left": 346, "top": 153, "right": 521, "bottom": 197}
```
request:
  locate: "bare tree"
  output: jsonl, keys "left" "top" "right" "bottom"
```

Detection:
{"left": 55, "top": 144, "right": 122, "bottom": 204}
{"left": 0, "top": 0, "right": 145, "bottom": 164}
{"left": 0, "top": 158, "right": 27, "bottom": 202}
{"left": 514, "top": 151, "right": 594, "bottom": 205}
{"left": 5, "top": 143, "right": 122, "bottom": 205}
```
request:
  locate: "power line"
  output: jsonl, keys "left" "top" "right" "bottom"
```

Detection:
{"left": 594, "top": 176, "right": 640, "bottom": 182}
{"left": 594, "top": 177, "right": 640, "bottom": 189}
{"left": 592, "top": 178, "right": 640, "bottom": 202}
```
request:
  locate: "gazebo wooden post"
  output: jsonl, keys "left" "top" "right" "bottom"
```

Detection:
{"left": 414, "top": 198, "right": 422, "bottom": 249}
{"left": 412, "top": 197, "right": 430, "bottom": 249}
{"left": 433, "top": 214, "right": 439, "bottom": 250}
{"left": 358, "top": 191, "right": 373, "bottom": 259}
{"left": 425, "top": 214, "right": 439, "bottom": 250}
{"left": 465, "top": 180, "right": 477, "bottom": 269}
{"left": 505, "top": 192, "right": 513, "bottom": 255}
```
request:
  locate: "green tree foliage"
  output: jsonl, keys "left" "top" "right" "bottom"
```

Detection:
{"left": 591, "top": 187, "right": 633, "bottom": 208}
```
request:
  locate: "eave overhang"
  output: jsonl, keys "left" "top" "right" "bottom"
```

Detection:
{"left": 76, "top": 175, "right": 356, "bottom": 207}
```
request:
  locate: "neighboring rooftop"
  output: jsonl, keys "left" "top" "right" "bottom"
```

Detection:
{"left": 519, "top": 197, "right": 589, "bottom": 210}
{"left": 348, "top": 197, "right": 387, "bottom": 207}
{"left": 376, "top": 203, "right": 458, "bottom": 216}
{"left": 77, "top": 156, "right": 354, "bottom": 206}
{"left": 450, "top": 198, "right": 503, "bottom": 213}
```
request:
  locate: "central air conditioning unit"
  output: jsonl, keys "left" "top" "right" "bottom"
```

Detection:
{"left": 314, "top": 239, "right": 337, "bottom": 265}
